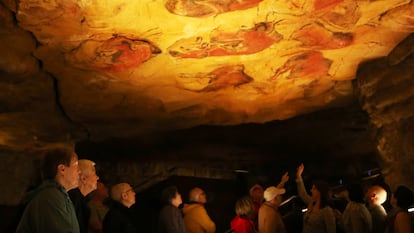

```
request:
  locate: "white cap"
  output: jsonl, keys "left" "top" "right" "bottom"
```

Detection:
{"left": 264, "top": 186, "right": 286, "bottom": 201}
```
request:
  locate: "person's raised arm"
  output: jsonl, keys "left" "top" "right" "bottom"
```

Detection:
{"left": 276, "top": 172, "right": 289, "bottom": 188}
{"left": 296, "top": 163, "right": 312, "bottom": 205}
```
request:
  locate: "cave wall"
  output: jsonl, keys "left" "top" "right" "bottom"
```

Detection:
{"left": 356, "top": 33, "right": 414, "bottom": 191}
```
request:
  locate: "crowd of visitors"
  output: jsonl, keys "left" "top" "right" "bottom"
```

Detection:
{"left": 9, "top": 146, "right": 414, "bottom": 233}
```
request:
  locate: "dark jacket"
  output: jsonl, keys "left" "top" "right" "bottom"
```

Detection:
{"left": 15, "top": 179, "right": 80, "bottom": 233}
{"left": 103, "top": 202, "right": 138, "bottom": 233}
{"left": 158, "top": 204, "right": 186, "bottom": 233}
{"left": 69, "top": 188, "right": 91, "bottom": 233}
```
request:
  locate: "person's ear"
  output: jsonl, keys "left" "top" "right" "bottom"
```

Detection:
{"left": 80, "top": 174, "right": 86, "bottom": 183}
{"left": 57, "top": 164, "right": 65, "bottom": 174}
{"left": 121, "top": 192, "right": 127, "bottom": 200}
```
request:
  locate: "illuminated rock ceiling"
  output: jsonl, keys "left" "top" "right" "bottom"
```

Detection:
{"left": 0, "top": 0, "right": 413, "bottom": 147}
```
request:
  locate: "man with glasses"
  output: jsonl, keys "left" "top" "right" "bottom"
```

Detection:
{"left": 103, "top": 182, "right": 137, "bottom": 233}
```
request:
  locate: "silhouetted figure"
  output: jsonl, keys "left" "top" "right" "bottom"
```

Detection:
{"left": 385, "top": 185, "right": 414, "bottom": 233}
{"left": 158, "top": 186, "right": 186, "bottom": 233}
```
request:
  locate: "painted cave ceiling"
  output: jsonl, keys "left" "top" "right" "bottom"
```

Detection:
{"left": 0, "top": 0, "right": 414, "bottom": 151}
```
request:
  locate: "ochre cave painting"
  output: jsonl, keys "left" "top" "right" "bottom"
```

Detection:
{"left": 313, "top": 0, "right": 343, "bottom": 11}
{"left": 269, "top": 51, "right": 332, "bottom": 81}
{"left": 314, "top": 0, "right": 360, "bottom": 29}
{"left": 168, "top": 22, "right": 282, "bottom": 58}
{"left": 65, "top": 36, "right": 161, "bottom": 72}
{"left": 165, "top": 0, "right": 263, "bottom": 17}
{"left": 179, "top": 65, "right": 253, "bottom": 92}
{"left": 291, "top": 23, "right": 354, "bottom": 49}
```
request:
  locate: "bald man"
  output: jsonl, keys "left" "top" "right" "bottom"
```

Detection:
{"left": 182, "top": 187, "right": 215, "bottom": 233}
{"left": 103, "top": 183, "right": 137, "bottom": 233}
{"left": 365, "top": 185, "right": 387, "bottom": 233}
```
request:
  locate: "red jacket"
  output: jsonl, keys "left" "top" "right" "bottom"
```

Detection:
{"left": 231, "top": 215, "right": 256, "bottom": 233}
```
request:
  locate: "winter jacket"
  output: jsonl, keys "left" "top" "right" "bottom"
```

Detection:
{"left": 182, "top": 203, "right": 215, "bottom": 233}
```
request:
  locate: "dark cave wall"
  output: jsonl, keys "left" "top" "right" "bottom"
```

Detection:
{"left": 356, "top": 33, "right": 414, "bottom": 191}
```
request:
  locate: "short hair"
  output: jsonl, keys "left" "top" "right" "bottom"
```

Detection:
{"left": 42, "top": 147, "right": 76, "bottom": 180}
{"left": 188, "top": 187, "right": 203, "bottom": 202}
{"left": 110, "top": 183, "right": 130, "bottom": 202}
{"left": 78, "top": 159, "right": 95, "bottom": 176}
{"left": 394, "top": 185, "right": 414, "bottom": 209}
{"left": 161, "top": 186, "right": 178, "bottom": 205}
{"left": 235, "top": 196, "right": 253, "bottom": 217}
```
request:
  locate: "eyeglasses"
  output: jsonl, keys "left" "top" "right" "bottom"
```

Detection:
{"left": 123, "top": 188, "right": 134, "bottom": 194}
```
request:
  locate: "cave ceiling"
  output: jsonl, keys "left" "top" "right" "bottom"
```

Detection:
{"left": 0, "top": 0, "right": 414, "bottom": 156}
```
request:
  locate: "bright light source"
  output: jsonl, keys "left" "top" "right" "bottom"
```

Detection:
{"left": 234, "top": 169, "right": 248, "bottom": 173}
{"left": 408, "top": 207, "right": 414, "bottom": 213}
{"left": 302, "top": 208, "right": 308, "bottom": 213}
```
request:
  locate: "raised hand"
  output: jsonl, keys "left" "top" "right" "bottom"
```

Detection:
{"left": 297, "top": 163, "right": 304, "bottom": 177}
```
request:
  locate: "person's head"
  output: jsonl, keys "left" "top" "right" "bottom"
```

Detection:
{"left": 110, "top": 183, "right": 136, "bottom": 208}
{"left": 347, "top": 183, "right": 365, "bottom": 203}
{"left": 311, "top": 180, "right": 330, "bottom": 208}
{"left": 42, "top": 146, "right": 80, "bottom": 191}
{"left": 78, "top": 159, "right": 99, "bottom": 196}
{"left": 161, "top": 185, "right": 182, "bottom": 207}
{"left": 263, "top": 186, "right": 286, "bottom": 206}
{"left": 391, "top": 185, "right": 414, "bottom": 210}
{"left": 365, "top": 185, "right": 387, "bottom": 206}
{"left": 235, "top": 196, "right": 254, "bottom": 218}
{"left": 189, "top": 187, "right": 207, "bottom": 204}
{"left": 249, "top": 184, "right": 264, "bottom": 203}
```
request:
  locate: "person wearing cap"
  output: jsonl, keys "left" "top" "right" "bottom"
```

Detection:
{"left": 258, "top": 185, "right": 287, "bottom": 233}
{"left": 102, "top": 182, "right": 137, "bottom": 233}
{"left": 296, "top": 163, "right": 336, "bottom": 233}
{"left": 250, "top": 172, "right": 289, "bottom": 230}
{"left": 365, "top": 185, "right": 387, "bottom": 233}
{"left": 182, "top": 187, "right": 216, "bottom": 233}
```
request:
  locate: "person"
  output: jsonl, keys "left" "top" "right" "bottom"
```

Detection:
{"left": 296, "top": 163, "right": 336, "bottom": 233}
{"left": 102, "top": 182, "right": 137, "bottom": 233}
{"left": 88, "top": 181, "right": 110, "bottom": 233}
{"left": 230, "top": 196, "right": 256, "bottom": 233}
{"left": 385, "top": 185, "right": 414, "bottom": 233}
{"left": 258, "top": 186, "right": 287, "bottom": 233}
{"left": 339, "top": 183, "right": 372, "bottom": 233}
{"left": 249, "top": 184, "right": 264, "bottom": 228}
{"left": 250, "top": 172, "right": 289, "bottom": 229}
{"left": 158, "top": 185, "right": 186, "bottom": 233}
{"left": 16, "top": 146, "right": 81, "bottom": 233}
{"left": 69, "top": 159, "right": 100, "bottom": 233}
{"left": 365, "top": 185, "right": 387, "bottom": 233}
{"left": 182, "top": 187, "right": 216, "bottom": 233}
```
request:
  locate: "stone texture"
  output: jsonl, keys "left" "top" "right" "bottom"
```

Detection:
{"left": 356, "top": 33, "right": 414, "bottom": 190}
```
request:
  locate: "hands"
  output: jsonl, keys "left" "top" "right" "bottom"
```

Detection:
{"left": 281, "top": 172, "right": 289, "bottom": 184}
{"left": 297, "top": 163, "right": 304, "bottom": 178}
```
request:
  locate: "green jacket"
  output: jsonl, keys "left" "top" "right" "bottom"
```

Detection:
{"left": 16, "top": 179, "right": 80, "bottom": 233}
